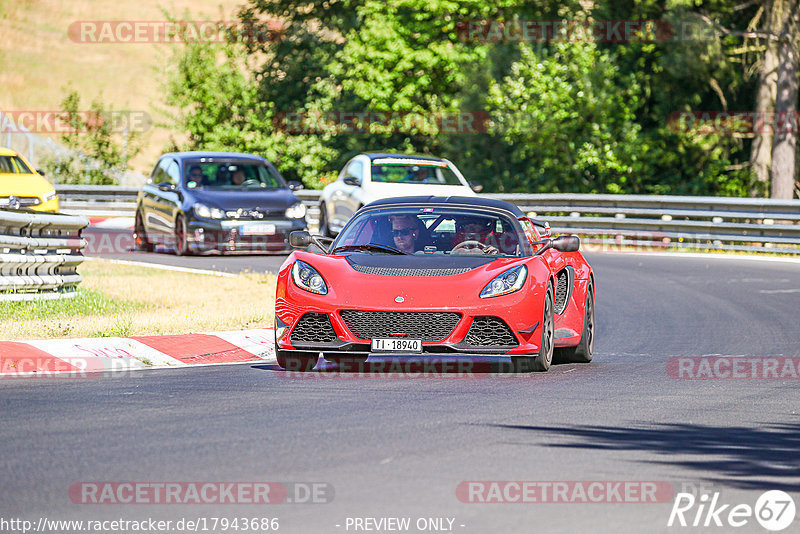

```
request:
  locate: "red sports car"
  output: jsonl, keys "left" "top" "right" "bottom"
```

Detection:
{"left": 274, "top": 196, "right": 594, "bottom": 372}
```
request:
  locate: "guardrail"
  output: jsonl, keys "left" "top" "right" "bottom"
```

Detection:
{"left": 0, "top": 209, "right": 89, "bottom": 301}
{"left": 55, "top": 186, "right": 800, "bottom": 254}
{"left": 56, "top": 185, "right": 139, "bottom": 218}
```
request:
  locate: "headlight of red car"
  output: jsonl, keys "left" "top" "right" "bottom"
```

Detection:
{"left": 480, "top": 265, "right": 527, "bottom": 298}
{"left": 292, "top": 260, "right": 328, "bottom": 295}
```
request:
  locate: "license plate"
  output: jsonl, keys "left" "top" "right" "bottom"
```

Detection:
{"left": 240, "top": 223, "right": 276, "bottom": 235}
{"left": 371, "top": 338, "right": 422, "bottom": 352}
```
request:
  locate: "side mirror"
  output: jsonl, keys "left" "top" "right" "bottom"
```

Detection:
{"left": 157, "top": 182, "right": 176, "bottom": 192}
{"left": 343, "top": 175, "right": 361, "bottom": 186}
{"left": 37, "top": 169, "right": 46, "bottom": 176}
{"left": 288, "top": 180, "right": 304, "bottom": 191}
{"left": 552, "top": 235, "right": 580, "bottom": 252}
{"left": 469, "top": 181, "right": 483, "bottom": 193}
{"left": 289, "top": 230, "right": 313, "bottom": 248}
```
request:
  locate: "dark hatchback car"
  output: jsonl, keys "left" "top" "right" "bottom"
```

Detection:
{"left": 134, "top": 152, "right": 307, "bottom": 255}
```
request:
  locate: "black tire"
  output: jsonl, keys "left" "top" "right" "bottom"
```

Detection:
{"left": 174, "top": 215, "right": 191, "bottom": 256}
{"left": 133, "top": 210, "right": 154, "bottom": 252}
{"left": 319, "top": 202, "right": 333, "bottom": 238}
{"left": 512, "top": 281, "right": 554, "bottom": 372}
{"left": 554, "top": 282, "right": 594, "bottom": 364}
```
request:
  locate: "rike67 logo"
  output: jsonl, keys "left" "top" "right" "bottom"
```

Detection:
{"left": 668, "top": 490, "right": 796, "bottom": 531}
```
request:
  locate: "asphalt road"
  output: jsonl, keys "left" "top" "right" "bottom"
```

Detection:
{"left": 2, "top": 242, "right": 800, "bottom": 533}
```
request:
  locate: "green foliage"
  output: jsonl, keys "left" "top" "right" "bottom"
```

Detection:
{"left": 162, "top": 0, "right": 766, "bottom": 196}
{"left": 41, "top": 90, "right": 141, "bottom": 185}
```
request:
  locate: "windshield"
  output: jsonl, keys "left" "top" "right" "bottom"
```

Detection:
{"left": 0, "top": 155, "right": 33, "bottom": 174}
{"left": 184, "top": 160, "right": 285, "bottom": 190}
{"left": 370, "top": 159, "right": 463, "bottom": 186}
{"left": 334, "top": 206, "right": 527, "bottom": 257}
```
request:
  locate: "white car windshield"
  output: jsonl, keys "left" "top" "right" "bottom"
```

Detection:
{"left": 333, "top": 207, "right": 526, "bottom": 257}
{"left": 370, "top": 161, "right": 463, "bottom": 186}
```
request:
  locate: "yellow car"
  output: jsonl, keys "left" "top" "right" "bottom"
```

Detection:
{"left": 0, "top": 147, "right": 58, "bottom": 212}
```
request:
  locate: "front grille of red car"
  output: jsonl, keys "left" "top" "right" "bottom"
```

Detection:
{"left": 291, "top": 313, "right": 338, "bottom": 344}
{"left": 339, "top": 311, "right": 462, "bottom": 342}
{"left": 462, "top": 316, "right": 518, "bottom": 348}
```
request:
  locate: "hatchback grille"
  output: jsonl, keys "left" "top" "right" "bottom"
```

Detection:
{"left": 290, "top": 313, "right": 338, "bottom": 344}
{"left": 463, "top": 316, "right": 518, "bottom": 347}
{"left": 340, "top": 311, "right": 461, "bottom": 342}
{"left": 0, "top": 196, "right": 41, "bottom": 207}
{"left": 224, "top": 208, "right": 284, "bottom": 220}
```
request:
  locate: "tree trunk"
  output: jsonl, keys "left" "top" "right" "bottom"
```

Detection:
{"left": 769, "top": 0, "right": 800, "bottom": 199}
{"left": 750, "top": 1, "right": 779, "bottom": 196}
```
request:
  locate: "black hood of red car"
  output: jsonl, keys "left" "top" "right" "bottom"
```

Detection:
{"left": 344, "top": 254, "right": 496, "bottom": 275}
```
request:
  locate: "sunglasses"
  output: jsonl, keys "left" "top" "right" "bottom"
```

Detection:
{"left": 392, "top": 228, "right": 414, "bottom": 237}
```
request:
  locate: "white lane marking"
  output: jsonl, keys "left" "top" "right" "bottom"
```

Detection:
{"left": 759, "top": 288, "right": 800, "bottom": 294}
{"left": 85, "top": 257, "right": 236, "bottom": 277}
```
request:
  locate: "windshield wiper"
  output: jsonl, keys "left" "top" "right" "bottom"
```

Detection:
{"left": 331, "top": 242, "right": 408, "bottom": 255}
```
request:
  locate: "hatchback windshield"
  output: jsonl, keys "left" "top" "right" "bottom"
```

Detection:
{"left": 184, "top": 160, "right": 285, "bottom": 190}
{"left": 370, "top": 158, "right": 463, "bottom": 186}
{"left": 334, "top": 207, "right": 527, "bottom": 257}
{"left": 0, "top": 156, "right": 33, "bottom": 174}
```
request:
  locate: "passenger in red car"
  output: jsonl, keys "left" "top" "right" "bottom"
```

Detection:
{"left": 452, "top": 215, "right": 499, "bottom": 254}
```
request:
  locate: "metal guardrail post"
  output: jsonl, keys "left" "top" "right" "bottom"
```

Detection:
{"left": 0, "top": 209, "right": 89, "bottom": 301}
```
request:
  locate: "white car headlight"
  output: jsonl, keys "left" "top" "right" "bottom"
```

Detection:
{"left": 480, "top": 265, "right": 527, "bottom": 298}
{"left": 195, "top": 203, "right": 225, "bottom": 219}
{"left": 285, "top": 202, "right": 307, "bottom": 219}
{"left": 292, "top": 260, "right": 328, "bottom": 295}
{"left": 42, "top": 190, "right": 57, "bottom": 203}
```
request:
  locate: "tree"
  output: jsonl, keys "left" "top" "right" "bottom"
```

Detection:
{"left": 41, "top": 90, "right": 141, "bottom": 185}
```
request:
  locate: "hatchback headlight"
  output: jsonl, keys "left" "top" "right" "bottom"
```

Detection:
{"left": 285, "top": 202, "right": 307, "bottom": 219}
{"left": 42, "top": 190, "right": 57, "bottom": 203}
{"left": 292, "top": 260, "right": 328, "bottom": 295}
{"left": 195, "top": 203, "right": 225, "bottom": 219}
{"left": 480, "top": 265, "right": 527, "bottom": 298}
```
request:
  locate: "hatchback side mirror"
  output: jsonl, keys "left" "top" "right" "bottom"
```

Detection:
{"left": 288, "top": 181, "right": 304, "bottom": 191}
{"left": 343, "top": 176, "right": 361, "bottom": 186}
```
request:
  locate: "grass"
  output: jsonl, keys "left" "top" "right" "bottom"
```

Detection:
{"left": 0, "top": 259, "right": 276, "bottom": 340}
{"left": 0, "top": 0, "right": 245, "bottom": 174}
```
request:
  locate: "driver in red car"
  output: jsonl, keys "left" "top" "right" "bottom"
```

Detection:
{"left": 452, "top": 215, "right": 499, "bottom": 254}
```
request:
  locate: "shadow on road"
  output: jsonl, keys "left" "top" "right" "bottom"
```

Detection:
{"left": 489, "top": 422, "right": 800, "bottom": 491}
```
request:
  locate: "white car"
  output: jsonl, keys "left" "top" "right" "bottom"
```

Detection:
{"left": 318, "top": 153, "right": 479, "bottom": 236}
